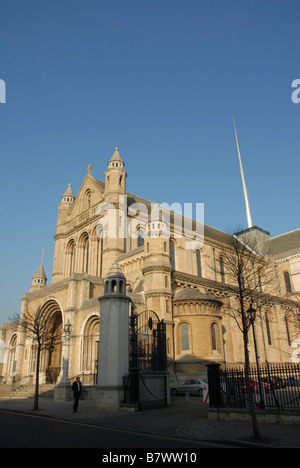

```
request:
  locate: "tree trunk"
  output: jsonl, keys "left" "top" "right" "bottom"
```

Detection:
{"left": 242, "top": 306, "right": 260, "bottom": 439}
{"left": 33, "top": 346, "right": 40, "bottom": 411}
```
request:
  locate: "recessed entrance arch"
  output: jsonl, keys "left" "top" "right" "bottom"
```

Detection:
{"left": 39, "top": 299, "right": 63, "bottom": 384}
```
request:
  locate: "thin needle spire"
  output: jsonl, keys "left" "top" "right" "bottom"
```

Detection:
{"left": 233, "top": 116, "right": 253, "bottom": 228}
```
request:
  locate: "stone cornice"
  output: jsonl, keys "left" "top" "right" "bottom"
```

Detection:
{"left": 142, "top": 265, "right": 172, "bottom": 275}
{"left": 144, "top": 290, "right": 173, "bottom": 298}
{"left": 275, "top": 253, "right": 300, "bottom": 264}
{"left": 172, "top": 270, "right": 299, "bottom": 309}
{"left": 23, "top": 274, "right": 104, "bottom": 300}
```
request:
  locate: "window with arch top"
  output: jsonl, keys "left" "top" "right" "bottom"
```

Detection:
{"left": 284, "top": 271, "right": 292, "bottom": 293}
{"left": 180, "top": 323, "right": 190, "bottom": 352}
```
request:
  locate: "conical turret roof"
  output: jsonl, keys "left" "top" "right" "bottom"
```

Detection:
{"left": 32, "top": 262, "right": 47, "bottom": 281}
{"left": 105, "top": 262, "right": 125, "bottom": 279}
{"left": 62, "top": 183, "right": 75, "bottom": 199}
{"left": 109, "top": 147, "right": 124, "bottom": 165}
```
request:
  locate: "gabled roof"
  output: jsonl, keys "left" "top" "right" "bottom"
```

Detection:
{"left": 267, "top": 228, "right": 300, "bottom": 259}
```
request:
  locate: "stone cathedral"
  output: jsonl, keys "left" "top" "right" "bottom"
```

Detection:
{"left": 0, "top": 148, "right": 299, "bottom": 387}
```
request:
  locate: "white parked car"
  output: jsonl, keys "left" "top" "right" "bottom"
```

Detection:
{"left": 170, "top": 379, "right": 208, "bottom": 397}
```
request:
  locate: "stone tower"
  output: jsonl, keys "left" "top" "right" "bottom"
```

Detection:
{"left": 52, "top": 183, "right": 75, "bottom": 283}
{"left": 101, "top": 148, "right": 127, "bottom": 275}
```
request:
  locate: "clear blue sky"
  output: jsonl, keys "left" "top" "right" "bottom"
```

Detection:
{"left": 0, "top": 0, "right": 299, "bottom": 325}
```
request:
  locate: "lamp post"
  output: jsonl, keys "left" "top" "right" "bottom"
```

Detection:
{"left": 59, "top": 320, "right": 72, "bottom": 386}
{"left": 248, "top": 304, "right": 265, "bottom": 409}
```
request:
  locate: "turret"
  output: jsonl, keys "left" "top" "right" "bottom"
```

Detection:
{"left": 101, "top": 149, "right": 127, "bottom": 275}
{"left": 104, "top": 148, "right": 127, "bottom": 202}
{"left": 53, "top": 183, "right": 76, "bottom": 283}
{"left": 57, "top": 183, "right": 75, "bottom": 227}
{"left": 29, "top": 260, "right": 47, "bottom": 292}
{"left": 61, "top": 183, "right": 75, "bottom": 205}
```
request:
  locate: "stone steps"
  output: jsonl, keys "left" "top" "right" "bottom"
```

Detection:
{"left": 0, "top": 383, "right": 56, "bottom": 400}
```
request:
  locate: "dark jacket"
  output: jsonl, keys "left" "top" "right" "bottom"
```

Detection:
{"left": 72, "top": 380, "right": 82, "bottom": 397}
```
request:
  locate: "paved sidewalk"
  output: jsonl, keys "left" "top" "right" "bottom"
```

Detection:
{"left": 0, "top": 396, "right": 300, "bottom": 448}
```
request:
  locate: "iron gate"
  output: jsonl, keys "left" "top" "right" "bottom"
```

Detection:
{"left": 124, "top": 310, "right": 168, "bottom": 407}
{"left": 129, "top": 310, "right": 167, "bottom": 371}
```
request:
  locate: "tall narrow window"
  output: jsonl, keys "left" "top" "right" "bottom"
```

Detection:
{"left": 285, "top": 316, "right": 291, "bottom": 346}
{"left": 170, "top": 239, "right": 175, "bottom": 270}
{"left": 258, "top": 270, "right": 263, "bottom": 292}
{"left": 79, "top": 232, "right": 89, "bottom": 273}
{"left": 180, "top": 324, "right": 190, "bottom": 351}
{"left": 220, "top": 257, "right": 225, "bottom": 283}
{"left": 211, "top": 323, "right": 217, "bottom": 351}
{"left": 284, "top": 271, "right": 292, "bottom": 293}
{"left": 265, "top": 312, "right": 272, "bottom": 345}
{"left": 196, "top": 250, "right": 202, "bottom": 277}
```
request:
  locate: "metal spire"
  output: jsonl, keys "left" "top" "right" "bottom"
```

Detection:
{"left": 233, "top": 117, "right": 253, "bottom": 228}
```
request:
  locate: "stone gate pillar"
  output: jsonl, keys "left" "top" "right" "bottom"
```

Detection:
{"left": 96, "top": 262, "right": 131, "bottom": 410}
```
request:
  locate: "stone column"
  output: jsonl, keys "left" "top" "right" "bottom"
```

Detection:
{"left": 95, "top": 262, "right": 131, "bottom": 410}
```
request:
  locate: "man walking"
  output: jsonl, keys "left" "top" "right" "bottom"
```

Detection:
{"left": 72, "top": 376, "right": 82, "bottom": 413}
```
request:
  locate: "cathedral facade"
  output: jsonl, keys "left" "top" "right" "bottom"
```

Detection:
{"left": 1, "top": 148, "right": 299, "bottom": 386}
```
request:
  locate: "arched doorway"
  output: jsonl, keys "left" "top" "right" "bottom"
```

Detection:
{"left": 82, "top": 315, "right": 99, "bottom": 384}
{"left": 39, "top": 300, "right": 63, "bottom": 384}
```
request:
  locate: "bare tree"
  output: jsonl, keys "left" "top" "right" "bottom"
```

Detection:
{"left": 11, "top": 306, "right": 62, "bottom": 411}
{"left": 218, "top": 227, "right": 276, "bottom": 439}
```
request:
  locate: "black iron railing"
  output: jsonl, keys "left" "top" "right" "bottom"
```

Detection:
{"left": 217, "top": 363, "right": 300, "bottom": 409}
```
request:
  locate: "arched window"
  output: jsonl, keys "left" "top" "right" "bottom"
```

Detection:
{"left": 211, "top": 323, "right": 217, "bottom": 351}
{"left": 96, "top": 223, "right": 104, "bottom": 277}
{"left": 79, "top": 232, "right": 89, "bottom": 273}
{"left": 65, "top": 239, "right": 76, "bottom": 277}
{"left": 180, "top": 324, "right": 190, "bottom": 351}
{"left": 137, "top": 228, "right": 144, "bottom": 247}
{"left": 220, "top": 257, "right": 225, "bottom": 283}
{"left": 170, "top": 239, "right": 175, "bottom": 270}
{"left": 265, "top": 312, "right": 272, "bottom": 345}
{"left": 284, "top": 271, "right": 292, "bottom": 293}
{"left": 84, "top": 189, "right": 91, "bottom": 210}
{"left": 196, "top": 249, "right": 202, "bottom": 277}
